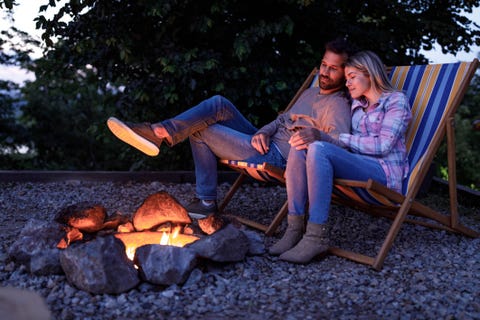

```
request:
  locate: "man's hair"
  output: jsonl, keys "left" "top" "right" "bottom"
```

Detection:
{"left": 325, "top": 38, "right": 357, "bottom": 58}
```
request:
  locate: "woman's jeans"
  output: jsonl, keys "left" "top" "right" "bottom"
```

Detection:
{"left": 285, "top": 141, "right": 387, "bottom": 224}
{"left": 161, "top": 95, "right": 286, "bottom": 200}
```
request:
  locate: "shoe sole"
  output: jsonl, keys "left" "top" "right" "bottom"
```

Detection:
{"left": 107, "top": 117, "right": 159, "bottom": 156}
{"left": 187, "top": 212, "right": 208, "bottom": 219}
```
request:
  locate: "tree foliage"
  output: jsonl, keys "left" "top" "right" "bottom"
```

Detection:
{"left": 0, "top": 79, "right": 29, "bottom": 165}
{"left": 1, "top": 0, "right": 480, "bottom": 188}
{"left": 0, "top": 16, "right": 39, "bottom": 168}
{"left": 437, "top": 74, "right": 480, "bottom": 189}
{"left": 0, "top": 0, "right": 14, "bottom": 10}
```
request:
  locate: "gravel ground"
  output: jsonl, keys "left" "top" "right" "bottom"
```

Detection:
{"left": 1, "top": 179, "right": 479, "bottom": 320}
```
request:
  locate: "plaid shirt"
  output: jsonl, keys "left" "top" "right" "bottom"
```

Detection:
{"left": 339, "top": 91, "right": 412, "bottom": 193}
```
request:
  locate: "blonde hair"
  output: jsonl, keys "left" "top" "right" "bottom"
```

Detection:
{"left": 345, "top": 51, "right": 396, "bottom": 93}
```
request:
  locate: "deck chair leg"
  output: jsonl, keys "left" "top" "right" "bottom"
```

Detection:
{"left": 372, "top": 198, "right": 414, "bottom": 270}
{"left": 446, "top": 117, "right": 459, "bottom": 228}
{"left": 265, "top": 201, "right": 288, "bottom": 236}
{"left": 219, "top": 173, "right": 246, "bottom": 212}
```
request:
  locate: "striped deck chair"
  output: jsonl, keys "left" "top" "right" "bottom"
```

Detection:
{"left": 327, "top": 59, "right": 480, "bottom": 270}
{"left": 221, "top": 59, "right": 479, "bottom": 270}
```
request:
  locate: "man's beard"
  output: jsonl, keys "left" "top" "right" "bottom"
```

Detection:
{"left": 319, "top": 76, "right": 342, "bottom": 91}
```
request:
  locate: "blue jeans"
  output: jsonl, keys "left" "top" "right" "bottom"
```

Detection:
{"left": 161, "top": 95, "right": 286, "bottom": 200}
{"left": 285, "top": 141, "right": 387, "bottom": 224}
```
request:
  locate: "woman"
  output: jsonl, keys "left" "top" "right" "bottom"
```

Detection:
{"left": 269, "top": 51, "right": 412, "bottom": 263}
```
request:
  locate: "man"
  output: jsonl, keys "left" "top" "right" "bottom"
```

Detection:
{"left": 107, "top": 39, "right": 354, "bottom": 218}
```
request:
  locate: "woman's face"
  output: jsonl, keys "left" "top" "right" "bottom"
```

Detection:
{"left": 345, "top": 66, "right": 371, "bottom": 100}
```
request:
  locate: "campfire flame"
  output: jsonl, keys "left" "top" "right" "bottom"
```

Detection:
{"left": 160, "top": 232, "right": 170, "bottom": 246}
{"left": 114, "top": 226, "right": 199, "bottom": 261}
{"left": 126, "top": 246, "right": 136, "bottom": 261}
{"left": 160, "top": 225, "right": 182, "bottom": 246}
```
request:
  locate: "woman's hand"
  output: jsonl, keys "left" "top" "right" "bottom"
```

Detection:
{"left": 251, "top": 133, "right": 270, "bottom": 154}
{"left": 289, "top": 127, "right": 323, "bottom": 150}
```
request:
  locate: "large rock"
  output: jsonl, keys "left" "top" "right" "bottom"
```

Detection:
{"left": 8, "top": 219, "right": 65, "bottom": 275}
{"left": 133, "top": 191, "right": 192, "bottom": 231}
{"left": 29, "top": 248, "right": 63, "bottom": 275}
{"left": 187, "top": 224, "right": 250, "bottom": 262}
{"left": 60, "top": 236, "right": 140, "bottom": 294}
{"left": 241, "top": 229, "right": 266, "bottom": 256}
{"left": 135, "top": 245, "right": 198, "bottom": 285}
{"left": 197, "top": 214, "right": 226, "bottom": 235}
{"left": 54, "top": 202, "right": 106, "bottom": 233}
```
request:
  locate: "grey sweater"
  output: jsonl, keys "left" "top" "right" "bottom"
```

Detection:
{"left": 256, "top": 87, "right": 351, "bottom": 159}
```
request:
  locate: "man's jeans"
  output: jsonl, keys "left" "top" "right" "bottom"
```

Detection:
{"left": 285, "top": 141, "right": 387, "bottom": 224}
{"left": 161, "top": 95, "right": 286, "bottom": 200}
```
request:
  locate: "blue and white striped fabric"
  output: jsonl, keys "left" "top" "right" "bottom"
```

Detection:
{"left": 389, "top": 62, "right": 472, "bottom": 195}
{"left": 219, "top": 159, "right": 285, "bottom": 183}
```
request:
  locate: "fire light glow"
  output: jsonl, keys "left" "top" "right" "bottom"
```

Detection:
{"left": 114, "top": 229, "right": 199, "bottom": 261}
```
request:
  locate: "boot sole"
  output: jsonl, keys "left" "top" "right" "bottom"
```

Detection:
{"left": 107, "top": 117, "right": 160, "bottom": 156}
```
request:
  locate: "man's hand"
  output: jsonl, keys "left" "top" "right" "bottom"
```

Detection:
{"left": 289, "top": 127, "right": 323, "bottom": 150}
{"left": 251, "top": 133, "right": 270, "bottom": 154}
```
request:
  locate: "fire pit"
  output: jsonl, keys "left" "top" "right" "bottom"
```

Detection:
{"left": 7, "top": 191, "right": 261, "bottom": 294}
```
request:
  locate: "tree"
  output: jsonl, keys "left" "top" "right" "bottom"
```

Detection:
{"left": 2, "top": 0, "right": 480, "bottom": 183}
{"left": 0, "top": 79, "right": 28, "bottom": 168}
{"left": 0, "top": 0, "right": 14, "bottom": 10}
{"left": 32, "top": 0, "right": 480, "bottom": 123}
{"left": 0, "top": 12, "right": 39, "bottom": 168}
{"left": 437, "top": 66, "right": 480, "bottom": 189}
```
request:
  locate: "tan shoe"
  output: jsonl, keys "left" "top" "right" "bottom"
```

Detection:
{"left": 107, "top": 117, "right": 164, "bottom": 156}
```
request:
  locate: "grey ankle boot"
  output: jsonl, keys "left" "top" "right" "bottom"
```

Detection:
{"left": 279, "top": 222, "right": 329, "bottom": 263}
{"left": 268, "top": 215, "right": 305, "bottom": 256}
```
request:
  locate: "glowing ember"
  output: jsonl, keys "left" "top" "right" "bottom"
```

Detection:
{"left": 114, "top": 231, "right": 199, "bottom": 260}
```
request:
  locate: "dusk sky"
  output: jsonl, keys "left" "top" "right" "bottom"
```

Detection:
{"left": 1, "top": 2, "right": 479, "bottom": 84}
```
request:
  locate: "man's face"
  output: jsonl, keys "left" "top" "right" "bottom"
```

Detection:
{"left": 318, "top": 50, "right": 348, "bottom": 94}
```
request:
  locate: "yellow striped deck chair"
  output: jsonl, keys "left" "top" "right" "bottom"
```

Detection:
{"left": 328, "top": 59, "right": 480, "bottom": 270}
{"left": 220, "top": 60, "right": 479, "bottom": 270}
